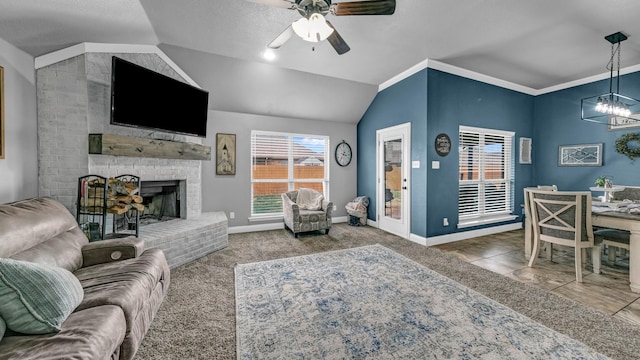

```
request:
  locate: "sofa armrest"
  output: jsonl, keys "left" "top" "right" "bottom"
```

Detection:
{"left": 322, "top": 200, "right": 334, "bottom": 217}
{"left": 81, "top": 236, "right": 145, "bottom": 268}
{"left": 282, "top": 193, "right": 300, "bottom": 217}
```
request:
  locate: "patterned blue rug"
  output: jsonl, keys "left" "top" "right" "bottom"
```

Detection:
{"left": 235, "top": 244, "right": 608, "bottom": 359}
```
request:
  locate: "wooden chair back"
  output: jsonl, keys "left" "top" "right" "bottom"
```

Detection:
{"left": 526, "top": 189, "right": 594, "bottom": 282}
{"left": 527, "top": 189, "right": 594, "bottom": 248}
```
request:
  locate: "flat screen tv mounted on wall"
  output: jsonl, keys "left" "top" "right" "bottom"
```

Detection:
{"left": 110, "top": 56, "right": 209, "bottom": 138}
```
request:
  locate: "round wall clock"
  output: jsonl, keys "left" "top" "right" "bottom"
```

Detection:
{"left": 335, "top": 140, "right": 352, "bottom": 167}
{"left": 435, "top": 133, "right": 451, "bottom": 157}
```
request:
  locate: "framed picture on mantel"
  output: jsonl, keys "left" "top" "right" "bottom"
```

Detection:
{"left": 216, "top": 133, "right": 236, "bottom": 175}
{"left": 0, "top": 65, "right": 4, "bottom": 159}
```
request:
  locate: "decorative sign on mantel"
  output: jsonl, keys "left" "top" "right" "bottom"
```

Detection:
{"left": 88, "top": 133, "right": 211, "bottom": 160}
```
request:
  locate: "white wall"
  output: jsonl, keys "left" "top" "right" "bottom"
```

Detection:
{"left": 159, "top": 44, "right": 378, "bottom": 124}
{"left": 0, "top": 37, "right": 37, "bottom": 204}
{"left": 203, "top": 110, "right": 357, "bottom": 227}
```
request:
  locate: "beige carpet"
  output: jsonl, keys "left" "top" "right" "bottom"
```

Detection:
{"left": 135, "top": 224, "right": 640, "bottom": 359}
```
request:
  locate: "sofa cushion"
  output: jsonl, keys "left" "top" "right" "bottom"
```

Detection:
{"left": 1, "top": 197, "right": 87, "bottom": 272}
{"left": 299, "top": 210, "right": 326, "bottom": 223}
{"left": 74, "top": 249, "right": 170, "bottom": 333}
{"left": 0, "top": 258, "right": 84, "bottom": 334}
{"left": 0, "top": 305, "right": 126, "bottom": 360}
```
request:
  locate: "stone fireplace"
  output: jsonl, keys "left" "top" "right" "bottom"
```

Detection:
{"left": 37, "top": 51, "right": 203, "bottom": 217}
{"left": 35, "top": 47, "right": 227, "bottom": 268}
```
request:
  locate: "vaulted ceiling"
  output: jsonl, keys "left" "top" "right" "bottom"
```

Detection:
{"left": 2, "top": 0, "right": 640, "bottom": 123}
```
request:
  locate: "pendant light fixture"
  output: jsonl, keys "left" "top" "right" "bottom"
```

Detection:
{"left": 581, "top": 32, "right": 640, "bottom": 126}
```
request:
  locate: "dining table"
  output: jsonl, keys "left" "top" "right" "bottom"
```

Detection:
{"left": 524, "top": 206, "right": 640, "bottom": 293}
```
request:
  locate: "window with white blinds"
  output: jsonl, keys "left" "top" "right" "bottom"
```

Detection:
{"left": 458, "top": 126, "right": 515, "bottom": 227}
{"left": 251, "top": 131, "right": 329, "bottom": 217}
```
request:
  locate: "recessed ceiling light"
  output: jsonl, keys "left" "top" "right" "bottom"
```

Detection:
{"left": 263, "top": 49, "right": 276, "bottom": 61}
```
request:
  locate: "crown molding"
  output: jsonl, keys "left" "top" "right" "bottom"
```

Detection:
{"left": 427, "top": 60, "right": 537, "bottom": 95}
{"left": 533, "top": 63, "right": 640, "bottom": 96}
{"left": 378, "top": 58, "right": 430, "bottom": 92}
{"left": 34, "top": 42, "right": 200, "bottom": 87}
{"left": 379, "top": 58, "right": 640, "bottom": 97}
{"left": 378, "top": 59, "right": 537, "bottom": 95}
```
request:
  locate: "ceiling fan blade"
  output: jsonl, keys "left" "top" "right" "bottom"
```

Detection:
{"left": 268, "top": 24, "right": 294, "bottom": 49}
{"left": 326, "top": 21, "right": 350, "bottom": 55}
{"left": 244, "top": 0, "right": 296, "bottom": 10}
{"left": 331, "top": 0, "right": 396, "bottom": 16}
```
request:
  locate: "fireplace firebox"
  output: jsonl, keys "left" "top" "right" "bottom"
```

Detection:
{"left": 139, "top": 180, "right": 182, "bottom": 225}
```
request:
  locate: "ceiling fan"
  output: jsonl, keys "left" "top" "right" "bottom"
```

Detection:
{"left": 247, "top": 0, "right": 396, "bottom": 55}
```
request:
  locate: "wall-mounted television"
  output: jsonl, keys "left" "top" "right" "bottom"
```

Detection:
{"left": 110, "top": 56, "right": 209, "bottom": 138}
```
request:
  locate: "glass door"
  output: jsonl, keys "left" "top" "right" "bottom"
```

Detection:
{"left": 384, "top": 139, "right": 402, "bottom": 220}
{"left": 377, "top": 123, "right": 410, "bottom": 238}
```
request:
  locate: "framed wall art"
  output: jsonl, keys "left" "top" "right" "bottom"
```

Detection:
{"left": 0, "top": 65, "right": 4, "bottom": 159}
{"left": 216, "top": 133, "right": 236, "bottom": 175}
{"left": 558, "top": 143, "right": 602, "bottom": 166}
{"left": 608, "top": 115, "right": 640, "bottom": 131}
{"left": 519, "top": 137, "right": 532, "bottom": 164}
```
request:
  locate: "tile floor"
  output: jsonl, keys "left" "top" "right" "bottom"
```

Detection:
{"left": 434, "top": 229, "right": 640, "bottom": 325}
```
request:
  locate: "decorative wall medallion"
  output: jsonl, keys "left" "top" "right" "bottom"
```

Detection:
{"left": 435, "top": 133, "right": 451, "bottom": 157}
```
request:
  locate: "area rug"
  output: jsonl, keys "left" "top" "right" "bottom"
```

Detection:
{"left": 235, "top": 244, "right": 607, "bottom": 359}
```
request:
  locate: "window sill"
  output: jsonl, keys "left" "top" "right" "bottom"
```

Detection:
{"left": 457, "top": 214, "right": 518, "bottom": 229}
{"left": 249, "top": 214, "right": 283, "bottom": 223}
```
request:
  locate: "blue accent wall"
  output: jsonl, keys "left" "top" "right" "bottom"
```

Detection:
{"left": 358, "top": 68, "right": 533, "bottom": 238}
{"left": 357, "top": 70, "right": 428, "bottom": 236}
{"left": 426, "top": 69, "right": 534, "bottom": 236}
{"left": 359, "top": 65, "right": 640, "bottom": 239}
{"left": 533, "top": 71, "right": 640, "bottom": 190}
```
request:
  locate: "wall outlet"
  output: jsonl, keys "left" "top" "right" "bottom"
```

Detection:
{"left": 443, "top": 218, "right": 449, "bottom": 226}
{"left": 229, "top": 212, "right": 235, "bottom": 219}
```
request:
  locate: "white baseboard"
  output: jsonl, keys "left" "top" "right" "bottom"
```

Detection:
{"left": 333, "top": 216, "right": 348, "bottom": 223}
{"left": 229, "top": 222, "right": 283, "bottom": 234}
{"left": 230, "top": 216, "right": 349, "bottom": 234}
{"left": 425, "top": 223, "right": 522, "bottom": 246}
{"left": 409, "top": 233, "right": 427, "bottom": 246}
{"left": 229, "top": 218, "right": 521, "bottom": 244}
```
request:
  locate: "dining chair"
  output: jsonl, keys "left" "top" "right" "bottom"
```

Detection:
{"left": 526, "top": 189, "right": 594, "bottom": 282}
{"left": 592, "top": 228, "right": 630, "bottom": 274}
{"left": 592, "top": 185, "right": 639, "bottom": 269}
{"left": 523, "top": 186, "right": 558, "bottom": 260}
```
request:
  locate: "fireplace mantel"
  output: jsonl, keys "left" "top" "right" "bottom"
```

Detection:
{"left": 89, "top": 133, "right": 211, "bottom": 160}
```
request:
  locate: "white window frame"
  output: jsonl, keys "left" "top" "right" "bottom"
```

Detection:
{"left": 458, "top": 125, "right": 517, "bottom": 228}
{"left": 250, "top": 130, "right": 330, "bottom": 220}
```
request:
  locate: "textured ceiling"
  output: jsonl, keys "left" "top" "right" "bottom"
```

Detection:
{"left": 2, "top": 0, "right": 640, "bottom": 122}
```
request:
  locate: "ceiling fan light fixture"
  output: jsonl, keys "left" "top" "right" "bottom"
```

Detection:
{"left": 292, "top": 13, "right": 334, "bottom": 43}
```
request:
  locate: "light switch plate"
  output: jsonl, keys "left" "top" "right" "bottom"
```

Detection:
{"left": 431, "top": 161, "right": 440, "bottom": 169}
{"left": 412, "top": 161, "right": 420, "bottom": 168}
